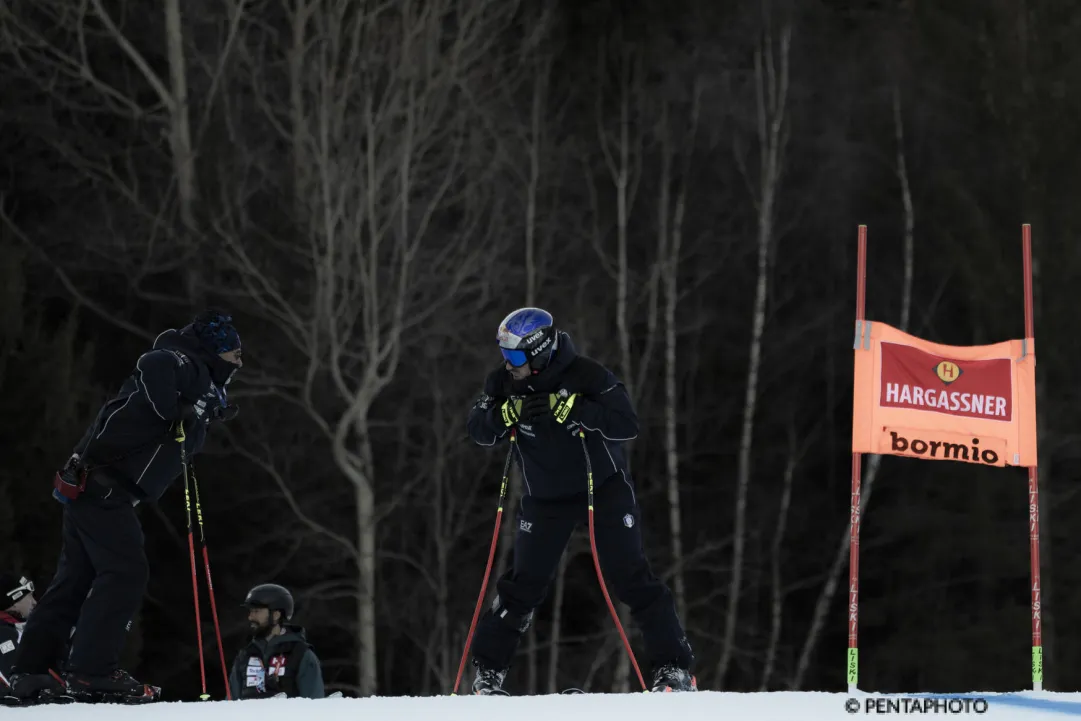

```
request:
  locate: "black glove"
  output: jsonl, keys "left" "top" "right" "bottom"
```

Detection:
{"left": 211, "top": 404, "right": 239, "bottom": 422}
{"left": 180, "top": 403, "right": 200, "bottom": 425}
{"left": 519, "top": 393, "right": 551, "bottom": 422}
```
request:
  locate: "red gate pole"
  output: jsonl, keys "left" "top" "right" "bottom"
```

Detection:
{"left": 848, "top": 224, "right": 868, "bottom": 694}
{"left": 1022, "top": 223, "right": 1043, "bottom": 691}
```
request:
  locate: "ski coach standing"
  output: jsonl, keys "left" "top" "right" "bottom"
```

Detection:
{"left": 7, "top": 311, "right": 243, "bottom": 704}
{"left": 465, "top": 307, "right": 697, "bottom": 694}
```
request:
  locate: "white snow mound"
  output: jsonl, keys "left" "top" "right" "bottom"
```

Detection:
{"left": 7, "top": 690, "right": 1081, "bottom": 721}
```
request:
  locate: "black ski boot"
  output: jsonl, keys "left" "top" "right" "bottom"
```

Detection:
{"left": 1, "top": 672, "right": 71, "bottom": 705}
{"left": 650, "top": 663, "right": 697, "bottom": 692}
{"left": 65, "top": 669, "right": 159, "bottom": 703}
{"left": 8, "top": 672, "right": 65, "bottom": 699}
{"left": 471, "top": 662, "right": 509, "bottom": 696}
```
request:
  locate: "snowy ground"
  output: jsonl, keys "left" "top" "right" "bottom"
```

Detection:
{"left": 7, "top": 690, "right": 1081, "bottom": 720}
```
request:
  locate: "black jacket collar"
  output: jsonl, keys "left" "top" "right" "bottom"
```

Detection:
{"left": 509, "top": 331, "right": 578, "bottom": 395}
{"left": 155, "top": 328, "right": 238, "bottom": 387}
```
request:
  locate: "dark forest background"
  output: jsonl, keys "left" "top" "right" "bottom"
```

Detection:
{"left": 1, "top": 0, "right": 1079, "bottom": 700}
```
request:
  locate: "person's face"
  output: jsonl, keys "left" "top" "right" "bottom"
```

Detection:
{"left": 247, "top": 606, "right": 279, "bottom": 635}
{"left": 219, "top": 348, "right": 243, "bottom": 368}
{"left": 505, "top": 360, "right": 530, "bottom": 380}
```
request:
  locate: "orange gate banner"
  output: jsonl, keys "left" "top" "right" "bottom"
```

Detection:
{"left": 851, "top": 321, "right": 1037, "bottom": 467}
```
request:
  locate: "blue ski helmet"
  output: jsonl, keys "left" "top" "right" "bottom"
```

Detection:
{"left": 496, "top": 308, "right": 557, "bottom": 373}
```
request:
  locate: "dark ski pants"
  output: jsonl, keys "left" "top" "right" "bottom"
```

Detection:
{"left": 14, "top": 487, "right": 148, "bottom": 677}
{"left": 471, "top": 474, "right": 693, "bottom": 674}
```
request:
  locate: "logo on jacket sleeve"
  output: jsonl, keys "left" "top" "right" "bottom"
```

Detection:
{"left": 623, "top": 514, "right": 634, "bottom": 528}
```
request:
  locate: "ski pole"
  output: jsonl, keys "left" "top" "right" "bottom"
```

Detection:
{"left": 178, "top": 422, "right": 209, "bottom": 700}
{"left": 451, "top": 430, "right": 516, "bottom": 695}
{"left": 190, "top": 464, "right": 232, "bottom": 700}
{"left": 578, "top": 429, "right": 647, "bottom": 691}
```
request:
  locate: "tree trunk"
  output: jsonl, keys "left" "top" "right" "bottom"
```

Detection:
{"left": 288, "top": 0, "right": 310, "bottom": 219}
{"left": 526, "top": 624, "right": 537, "bottom": 694}
{"left": 662, "top": 95, "right": 696, "bottom": 622}
{"left": 791, "top": 82, "right": 914, "bottom": 692}
{"left": 894, "top": 87, "right": 914, "bottom": 333}
{"left": 761, "top": 421, "right": 799, "bottom": 690}
{"left": 615, "top": 52, "right": 632, "bottom": 389}
{"left": 356, "top": 431, "right": 378, "bottom": 696}
{"left": 433, "top": 392, "right": 450, "bottom": 689}
{"left": 717, "top": 18, "right": 790, "bottom": 687}
{"left": 604, "top": 43, "right": 640, "bottom": 694}
{"left": 610, "top": 607, "right": 632, "bottom": 692}
{"left": 524, "top": 55, "right": 549, "bottom": 306}
{"left": 547, "top": 549, "right": 570, "bottom": 692}
{"left": 663, "top": 205, "right": 687, "bottom": 623}
{"left": 163, "top": 0, "right": 195, "bottom": 230}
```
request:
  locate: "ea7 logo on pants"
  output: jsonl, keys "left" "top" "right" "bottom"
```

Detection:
{"left": 519, "top": 520, "right": 532, "bottom": 533}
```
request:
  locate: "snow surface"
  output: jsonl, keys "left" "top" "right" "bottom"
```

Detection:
{"left": 7, "top": 690, "right": 1081, "bottom": 720}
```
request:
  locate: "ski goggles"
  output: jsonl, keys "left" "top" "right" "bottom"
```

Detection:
{"left": 500, "top": 347, "right": 529, "bottom": 367}
{"left": 5, "top": 577, "right": 34, "bottom": 603}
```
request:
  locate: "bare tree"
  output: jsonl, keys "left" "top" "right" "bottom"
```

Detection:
{"left": 716, "top": 4, "right": 792, "bottom": 687}
{"left": 760, "top": 416, "right": 819, "bottom": 689}
{"left": 546, "top": 548, "right": 572, "bottom": 692}
{"left": 589, "top": 35, "right": 657, "bottom": 398}
{"left": 418, "top": 360, "right": 496, "bottom": 691}
{"left": 85, "top": 0, "right": 197, "bottom": 230}
{"left": 0, "top": 0, "right": 251, "bottom": 311}
{"left": 790, "top": 82, "right": 916, "bottom": 691}
{"left": 214, "top": 0, "right": 517, "bottom": 695}
{"left": 477, "top": 23, "right": 563, "bottom": 683}
{"left": 587, "top": 31, "right": 660, "bottom": 692}
{"left": 657, "top": 77, "right": 702, "bottom": 622}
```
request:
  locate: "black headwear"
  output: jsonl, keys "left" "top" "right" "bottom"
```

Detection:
{"left": 243, "top": 583, "right": 294, "bottom": 621}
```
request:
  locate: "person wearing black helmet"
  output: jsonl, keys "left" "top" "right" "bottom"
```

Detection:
{"left": 229, "top": 584, "right": 325, "bottom": 700}
{"left": 0, "top": 573, "right": 76, "bottom": 701}
{"left": 466, "top": 307, "right": 696, "bottom": 694}
{"left": 8, "top": 311, "right": 243, "bottom": 703}
{"left": 0, "top": 574, "right": 38, "bottom": 689}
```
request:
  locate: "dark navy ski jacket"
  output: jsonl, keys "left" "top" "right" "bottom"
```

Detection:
{"left": 467, "top": 332, "right": 639, "bottom": 501}
{"left": 73, "top": 328, "right": 234, "bottom": 504}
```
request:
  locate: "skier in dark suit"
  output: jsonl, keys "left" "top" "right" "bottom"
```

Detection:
{"left": 7, "top": 311, "right": 242, "bottom": 702}
{"left": 466, "top": 307, "right": 696, "bottom": 694}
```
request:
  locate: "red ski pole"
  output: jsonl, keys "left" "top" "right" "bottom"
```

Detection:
{"left": 190, "top": 466, "right": 232, "bottom": 700}
{"left": 451, "top": 431, "right": 516, "bottom": 695}
{"left": 578, "top": 430, "right": 647, "bottom": 691}
{"left": 178, "top": 424, "right": 209, "bottom": 699}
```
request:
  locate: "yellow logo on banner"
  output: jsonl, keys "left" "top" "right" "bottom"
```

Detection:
{"left": 933, "top": 361, "right": 963, "bottom": 385}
